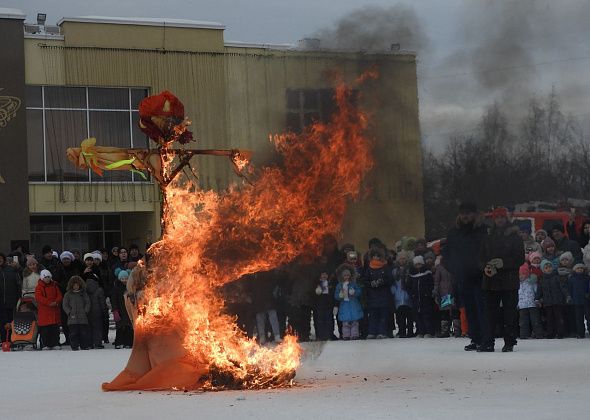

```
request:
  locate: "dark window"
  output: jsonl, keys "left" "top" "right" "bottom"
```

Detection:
{"left": 25, "top": 85, "right": 42, "bottom": 108}
{"left": 88, "top": 87, "right": 129, "bottom": 109}
{"left": 30, "top": 214, "right": 122, "bottom": 254}
{"left": 25, "top": 86, "right": 151, "bottom": 183}
{"left": 63, "top": 215, "right": 103, "bottom": 231}
{"left": 44, "top": 86, "right": 86, "bottom": 108}
{"left": 45, "top": 110, "right": 88, "bottom": 181}
{"left": 131, "top": 89, "right": 148, "bottom": 110}
{"left": 285, "top": 88, "right": 338, "bottom": 134}
{"left": 89, "top": 111, "right": 132, "bottom": 182}
{"left": 30, "top": 215, "right": 61, "bottom": 232}
{"left": 26, "top": 109, "right": 44, "bottom": 181}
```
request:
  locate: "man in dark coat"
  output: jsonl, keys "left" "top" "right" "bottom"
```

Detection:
{"left": 479, "top": 207, "right": 525, "bottom": 352}
{"left": 551, "top": 224, "right": 583, "bottom": 262}
{"left": 442, "top": 202, "right": 489, "bottom": 351}
{"left": 0, "top": 253, "right": 22, "bottom": 342}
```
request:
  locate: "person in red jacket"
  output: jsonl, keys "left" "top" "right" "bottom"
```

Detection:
{"left": 35, "top": 269, "right": 63, "bottom": 349}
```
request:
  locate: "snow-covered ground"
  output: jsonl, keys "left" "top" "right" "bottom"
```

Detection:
{"left": 2, "top": 337, "right": 589, "bottom": 419}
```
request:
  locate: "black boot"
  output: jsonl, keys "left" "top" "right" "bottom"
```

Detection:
{"left": 476, "top": 343, "right": 495, "bottom": 352}
{"left": 501, "top": 344, "right": 513, "bottom": 352}
{"left": 464, "top": 342, "right": 478, "bottom": 351}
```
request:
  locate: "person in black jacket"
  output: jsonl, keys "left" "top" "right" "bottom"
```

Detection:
{"left": 111, "top": 269, "right": 134, "bottom": 348}
{"left": 442, "top": 202, "right": 489, "bottom": 351}
{"left": 407, "top": 256, "right": 435, "bottom": 337}
{"left": 0, "top": 253, "right": 22, "bottom": 342}
{"left": 479, "top": 207, "right": 525, "bottom": 352}
{"left": 551, "top": 224, "right": 582, "bottom": 262}
{"left": 313, "top": 268, "right": 336, "bottom": 341}
{"left": 362, "top": 248, "right": 394, "bottom": 339}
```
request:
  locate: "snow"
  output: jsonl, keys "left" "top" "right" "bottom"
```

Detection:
{"left": 2, "top": 337, "right": 589, "bottom": 419}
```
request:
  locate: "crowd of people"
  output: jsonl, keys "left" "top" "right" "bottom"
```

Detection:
{"left": 0, "top": 245, "right": 144, "bottom": 350}
{"left": 1, "top": 203, "right": 590, "bottom": 352}
{"left": 223, "top": 203, "right": 590, "bottom": 351}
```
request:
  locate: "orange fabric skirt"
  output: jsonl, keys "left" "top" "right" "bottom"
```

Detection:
{"left": 102, "top": 329, "right": 207, "bottom": 391}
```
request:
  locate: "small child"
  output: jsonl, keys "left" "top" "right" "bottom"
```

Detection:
{"left": 334, "top": 263, "right": 363, "bottom": 340}
{"left": 408, "top": 256, "right": 435, "bottom": 338}
{"left": 568, "top": 263, "right": 590, "bottom": 339}
{"left": 62, "top": 276, "right": 91, "bottom": 351}
{"left": 314, "top": 270, "right": 335, "bottom": 341}
{"left": 536, "top": 260, "right": 571, "bottom": 339}
{"left": 111, "top": 269, "right": 134, "bottom": 348}
{"left": 35, "top": 270, "right": 63, "bottom": 350}
{"left": 391, "top": 252, "right": 413, "bottom": 337}
{"left": 527, "top": 251, "right": 543, "bottom": 279}
{"left": 518, "top": 264, "right": 543, "bottom": 339}
{"left": 433, "top": 258, "right": 459, "bottom": 338}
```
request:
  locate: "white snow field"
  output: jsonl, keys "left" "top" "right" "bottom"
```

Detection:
{"left": 2, "top": 338, "right": 589, "bottom": 420}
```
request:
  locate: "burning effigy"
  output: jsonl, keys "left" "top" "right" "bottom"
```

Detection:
{"left": 67, "top": 70, "right": 375, "bottom": 391}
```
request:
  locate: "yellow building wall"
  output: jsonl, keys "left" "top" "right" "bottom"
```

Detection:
{"left": 61, "top": 21, "right": 225, "bottom": 52}
{"left": 24, "top": 25, "right": 424, "bottom": 249}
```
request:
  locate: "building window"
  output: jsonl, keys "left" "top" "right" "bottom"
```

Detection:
{"left": 30, "top": 214, "right": 122, "bottom": 255}
{"left": 285, "top": 89, "right": 338, "bottom": 133}
{"left": 25, "top": 86, "right": 150, "bottom": 183}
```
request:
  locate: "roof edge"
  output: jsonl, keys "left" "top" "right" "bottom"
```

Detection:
{"left": 57, "top": 16, "right": 225, "bottom": 30}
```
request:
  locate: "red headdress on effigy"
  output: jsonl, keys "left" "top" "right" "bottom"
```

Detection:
{"left": 138, "top": 90, "right": 193, "bottom": 145}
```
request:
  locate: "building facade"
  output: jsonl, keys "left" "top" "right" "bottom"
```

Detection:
{"left": 1, "top": 10, "right": 424, "bottom": 255}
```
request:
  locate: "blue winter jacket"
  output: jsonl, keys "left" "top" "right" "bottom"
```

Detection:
{"left": 362, "top": 264, "right": 394, "bottom": 308}
{"left": 334, "top": 281, "right": 363, "bottom": 322}
{"left": 391, "top": 279, "right": 412, "bottom": 309}
{"left": 568, "top": 273, "right": 590, "bottom": 305}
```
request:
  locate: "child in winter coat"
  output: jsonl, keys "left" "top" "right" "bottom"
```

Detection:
{"left": 408, "top": 256, "right": 435, "bottom": 337}
{"left": 62, "top": 276, "right": 91, "bottom": 350}
{"left": 314, "top": 270, "right": 335, "bottom": 341}
{"left": 518, "top": 264, "right": 543, "bottom": 339}
{"left": 568, "top": 263, "right": 590, "bottom": 338}
{"left": 433, "top": 258, "right": 460, "bottom": 337}
{"left": 334, "top": 263, "right": 363, "bottom": 340}
{"left": 362, "top": 249, "right": 394, "bottom": 339}
{"left": 85, "top": 274, "right": 108, "bottom": 349}
{"left": 527, "top": 251, "right": 543, "bottom": 279}
{"left": 391, "top": 252, "right": 413, "bottom": 337}
{"left": 111, "top": 269, "right": 134, "bottom": 348}
{"left": 35, "top": 269, "right": 63, "bottom": 349}
{"left": 541, "top": 238, "right": 559, "bottom": 269}
{"left": 558, "top": 252, "right": 576, "bottom": 336}
{"left": 536, "top": 260, "right": 571, "bottom": 339}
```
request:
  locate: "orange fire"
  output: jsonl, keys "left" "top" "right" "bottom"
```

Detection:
{"left": 123, "top": 71, "right": 376, "bottom": 390}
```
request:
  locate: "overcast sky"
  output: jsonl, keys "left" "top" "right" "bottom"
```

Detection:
{"left": 7, "top": 0, "right": 590, "bottom": 150}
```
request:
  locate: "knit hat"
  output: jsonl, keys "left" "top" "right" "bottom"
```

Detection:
{"left": 519, "top": 264, "right": 530, "bottom": 277}
{"left": 491, "top": 207, "right": 508, "bottom": 218}
{"left": 52, "top": 251, "right": 59, "bottom": 259}
{"left": 573, "top": 263, "right": 586, "bottom": 271}
{"left": 541, "top": 237, "right": 555, "bottom": 251}
{"left": 540, "top": 260, "right": 554, "bottom": 272}
{"left": 118, "top": 269, "right": 130, "bottom": 280}
{"left": 528, "top": 251, "right": 542, "bottom": 263}
{"left": 60, "top": 251, "right": 74, "bottom": 262}
{"left": 40, "top": 269, "right": 52, "bottom": 279}
{"left": 559, "top": 251, "right": 573, "bottom": 262}
{"left": 83, "top": 253, "right": 95, "bottom": 261}
{"left": 535, "top": 229, "right": 547, "bottom": 238}
{"left": 413, "top": 255, "right": 425, "bottom": 265}
{"left": 423, "top": 251, "right": 436, "bottom": 262}
{"left": 91, "top": 251, "right": 102, "bottom": 261}
{"left": 41, "top": 245, "right": 52, "bottom": 255}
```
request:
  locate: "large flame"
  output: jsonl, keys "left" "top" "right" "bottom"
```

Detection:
{"left": 137, "top": 71, "right": 376, "bottom": 390}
